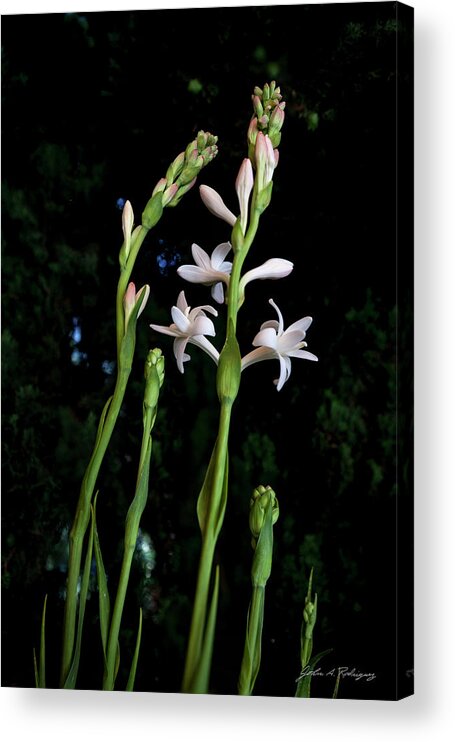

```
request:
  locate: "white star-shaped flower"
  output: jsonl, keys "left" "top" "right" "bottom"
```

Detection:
{"left": 241, "top": 298, "right": 318, "bottom": 391}
{"left": 150, "top": 290, "right": 219, "bottom": 373}
{"left": 177, "top": 242, "right": 232, "bottom": 303}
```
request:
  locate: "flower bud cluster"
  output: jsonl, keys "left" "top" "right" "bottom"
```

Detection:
{"left": 249, "top": 485, "right": 279, "bottom": 548}
{"left": 142, "top": 131, "right": 218, "bottom": 228}
{"left": 248, "top": 81, "right": 286, "bottom": 162}
{"left": 143, "top": 348, "right": 165, "bottom": 411}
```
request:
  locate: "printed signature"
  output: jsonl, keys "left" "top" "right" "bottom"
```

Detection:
{"left": 296, "top": 665, "right": 377, "bottom": 683}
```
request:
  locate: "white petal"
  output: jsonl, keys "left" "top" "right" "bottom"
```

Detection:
{"left": 192, "top": 315, "right": 216, "bottom": 337}
{"left": 287, "top": 349, "right": 318, "bottom": 362}
{"left": 275, "top": 355, "right": 292, "bottom": 391}
{"left": 199, "top": 185, "right": 237, "bottom": 226}
{"left": 188, "top": 304, "right": 218, "bottom": 321}
{"left": 189, "top": 335, "right": 220, "bottom": 365}
{"left": 241, "top": 346, "right": 276, "bottom": 371}
{"left": 210, "top": 241, "right": 232, "bottom": 269}
{"left": 211, "top": 281, "right": 225, "bottom": 304}
{"left": 259, "top": 319, "right": 280, "bottom": 332}
{"left": 240, "top": 259, "right": 293, "bottom": 292}
{"left": 176, "top": 290, "right": 189, "bottom": 314}
{"left": 277, "top": 330, "right": 306, "bottom": 352}
{"left": 191, "top": 243, "right": 212, "bottom": 270}
{"left": 171, "top": 305, "right": 191, "bottom": 333}
{"left": 253, "top": 326, "right": 278, "bottom": 350}
{"left": 286, "top": 316, "right": 313, "bottom": 335}
{"left": 177, "top": 265, "right": 215, "bottom": 285}
{"left": 149, "top": 322, "right": 179, "bottom": 338}
{"left": 173, "top": 337, "right": 190, "bottom": 373}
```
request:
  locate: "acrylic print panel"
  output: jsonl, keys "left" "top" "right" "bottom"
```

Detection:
{"left": 1, "top": 1, "right": 413, "bottom": 700}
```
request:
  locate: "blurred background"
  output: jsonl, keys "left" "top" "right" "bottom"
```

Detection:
{"left": 1, "top": 2, "right": 413, "bottom": 698}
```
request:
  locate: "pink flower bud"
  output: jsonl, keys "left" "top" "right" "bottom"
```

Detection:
{"left": 162, "top": 183, "right": 179, "bottom": 207}
{"left": 254, "top": 132, "right": 276, "bottom": 192}
{"left": 121, "top": 200, "right": 134, "bottom": 259}
{"left": 199, "top": 185, "right": 237, "bottom": 227}
{"left": 151, "top": 177, "right": 167, "bottom": 196}
{"left": 235, "top": 158, "right": 254, "bottom": 234}
{"left": 123, "top": 282, "right": 150, "bottom": 332}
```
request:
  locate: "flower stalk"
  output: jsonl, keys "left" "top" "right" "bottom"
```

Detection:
{"left": 103, "top": 349, "right": 164, "bottom": 691}
{"left": 238, "top": 486, "right": 279, "bottom": 695}
{"left": 181, "top": 84, "right": 284, "bottom": 693}
{"left": 61, "top": 134, "right": 217, "bottom": 687}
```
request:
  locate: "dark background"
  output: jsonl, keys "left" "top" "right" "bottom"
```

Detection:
{"left": 1, "top": 2, "right": 413, "bottom": 699}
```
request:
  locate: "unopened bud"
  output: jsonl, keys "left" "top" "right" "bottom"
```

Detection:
{"left": 144, "top": 348, "right": 165, "bottom": 410}
{"left": 161, "top": 183, "right": 179, "bottom": 207}
{"left": 249, "top": 485, "right": 279, "bottom": 544}
{"left": 142, "top": 192, "right": 164, "bottom": 229}
{"left": 252, "top": 95, "right": 264, "bottom": 118}
{"left": 268, "top": 103, "right": 285, "bottom": 137}
{"left": 165, "top": 152, "right": 185, "bottom": 186}
{"left": 167, "top": 177, "right": 197, "bottom": 207}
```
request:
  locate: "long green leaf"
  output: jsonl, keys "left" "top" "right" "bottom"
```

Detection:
{"left": 126, "top": 608, "right": 143, "bottom": 691}
{"left": 63, "top": 509, "right": 95, "bottom": 689}
{"left": 93, "top": 492, "right": 110, "bottom": 662}
{"left": 94, "top": 396, "right": 113, "bottom": 450}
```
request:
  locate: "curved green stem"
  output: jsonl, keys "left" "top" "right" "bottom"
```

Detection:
{"left": 60, "top": 363, "right": 132, "bottom": 686}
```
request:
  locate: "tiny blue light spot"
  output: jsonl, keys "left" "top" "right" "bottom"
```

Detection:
{"left": 116, "top": 197, "right": 126, "bottom": 210}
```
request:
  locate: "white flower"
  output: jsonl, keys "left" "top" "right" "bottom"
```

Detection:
{"left": 241, "top": 298, "right": 318, "bottom": 391}
{"left": 177, "top": 242, "right": 232, "bottom": 304}
{"left": 150, "top": 290, "right": 219, "bottom": 373}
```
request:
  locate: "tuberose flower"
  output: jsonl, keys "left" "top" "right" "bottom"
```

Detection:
{"left": 241, "top": 298, "right": 318, "bottom": 391}
{"left": 177, "top": 242, "right": 233, "bottom": 304}
{"left": 150, "top": 290, "right": 219, "bottom": 373}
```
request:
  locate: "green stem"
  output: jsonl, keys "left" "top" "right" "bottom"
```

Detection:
{"left": 182, "top": 401, "right": 231, "bottom": 692}
{"left": 238, "top": 585, "right": 265, "bottom": 696}
{"left": 116, "top": 226, "right": 149, "bottom": 361}
{"left": 181, "top": 194, "right": 264, "bottom": 693}
{"left": 60, "top": 359, "right": 132, "bottom": 686}
{"left": 103, "top": 406, "right": 154, "bottom": 691}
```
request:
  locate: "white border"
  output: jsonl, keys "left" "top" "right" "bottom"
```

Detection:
{"left": 2, "top": 0, "right": 455, "bottom": 740}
